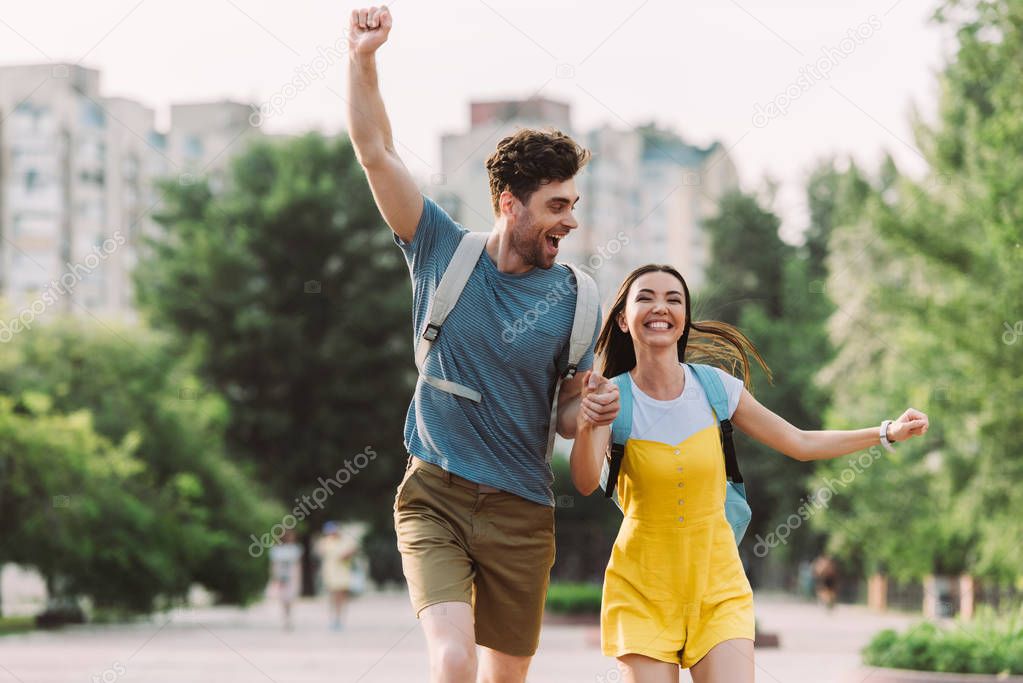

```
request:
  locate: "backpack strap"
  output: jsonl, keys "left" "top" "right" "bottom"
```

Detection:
{"left": 686, "top": 363, "right": 743, "bottom": 484}
{"left": 414, "top": 232, "right": 488, "bottom": 403}
{"left": 543, "top": 264, "right": 600, "bottom": 463}
{"left": 600, "top": 373, "right": 633, "bottom": 498}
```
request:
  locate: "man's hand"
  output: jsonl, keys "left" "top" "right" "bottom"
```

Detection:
{"left": 578, "top": 370, "right": 620, "bottom": 428}
{"left": 349, "top": 5, "right": 392, "bottom": 57}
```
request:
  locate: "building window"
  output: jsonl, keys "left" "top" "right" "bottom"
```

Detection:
{"left": 184, "top": 135, "right": 204, "bottom": 159}
{"left": 79, "top": 100, "right": 106, "bottom": 129}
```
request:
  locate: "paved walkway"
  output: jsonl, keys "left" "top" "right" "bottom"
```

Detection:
{"left": 0, "top": 591, "right": 914, "bottom": 682}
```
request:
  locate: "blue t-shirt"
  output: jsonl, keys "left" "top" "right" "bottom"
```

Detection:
{"left": 394, "top": 197, "right": 601, "bottom": 506}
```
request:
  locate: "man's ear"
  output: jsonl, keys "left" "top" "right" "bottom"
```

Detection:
{"left": 498, "top": 190, "right": 519, "bottom": 219}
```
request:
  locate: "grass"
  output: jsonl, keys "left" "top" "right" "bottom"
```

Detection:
{"left": 0, "top": 616, "right": 35, "bottom": 636}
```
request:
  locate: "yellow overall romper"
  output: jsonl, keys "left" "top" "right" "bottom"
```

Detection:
{"left": 600, "top": 422, "right": 755, "bottom": 668}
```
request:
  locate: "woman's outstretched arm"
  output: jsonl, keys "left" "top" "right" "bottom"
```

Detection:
{"left": 731, "top": 388, "right": 929, "bottom": 462}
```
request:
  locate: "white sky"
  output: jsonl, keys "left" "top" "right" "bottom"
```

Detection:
{"left": 1, "top": 0, "right": 955, "bottom": 241}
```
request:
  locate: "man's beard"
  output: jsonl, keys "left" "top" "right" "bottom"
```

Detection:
{"left": 509, "top": 211, "right": 553, "bottom": 269}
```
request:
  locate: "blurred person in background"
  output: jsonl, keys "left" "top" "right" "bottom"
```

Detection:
{"left": 812, "top": 554, "right": 840, "bottom": 610}
{"left": 315, "top": 521, "right": 358, "bottom": 630}
{"left": 269, "top": 529, "right": 303, "bottom": 631}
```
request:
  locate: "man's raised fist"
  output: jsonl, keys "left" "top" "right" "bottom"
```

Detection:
{"left": 349, "top": 6, "right": 392, "bottom": 56}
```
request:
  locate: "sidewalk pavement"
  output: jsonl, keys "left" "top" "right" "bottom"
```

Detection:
{"left": 0, "top": 590, "right": 915, "bottom": 682}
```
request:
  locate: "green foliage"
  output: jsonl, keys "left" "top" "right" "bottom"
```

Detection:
{"left": 135, "top": 133, "right": 416, "bottom": 581}
{"left": 701, "top": 191, "right": 791, "bottom": 320}
{"left": 0, "top": 320, "right": 282, "bottom": 611}
{"left": 549, "top": 455, "right": 621, "bottom": 582}
{"left": 545, "top": 582, "right": 603, "bottom": 615}
{"left": 0, "top": 616, "right": 34, "bottom": 636}
{"left": 700, "top": 185, "right": 838, "bottom": 572}
{"left": 863, "top": 607, "right": 1023, "bottom": 674}
{"left": 0, "top": 395, "right": 172, "bottom": 612}
{"left": 812, "top": 0, "right": 1023, "bottom": 581}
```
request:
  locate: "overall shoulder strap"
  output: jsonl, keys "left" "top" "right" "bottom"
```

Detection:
{"left": 610, "top": 373, "right": 634, "bottom": 447}
{"left": 414, "top": 231, "right": 488, "bottom": 402}
{"left": 686, "top": 363, "right": 743, "bottom": 484}
{"left": 600, "top": 372, "right": 633, "bottom": 499}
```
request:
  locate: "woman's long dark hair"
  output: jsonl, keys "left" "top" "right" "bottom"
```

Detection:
{"left": 596, "top": 264, "right": 772, "bottom": 389}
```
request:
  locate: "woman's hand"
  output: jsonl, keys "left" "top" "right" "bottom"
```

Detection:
{"left": 570, "top": 371, "right": 615, "bottom": 495}
{"left": 577, "top": 370, "right": 620, "bottom": 429}
{"left": 887, "top": 408, "right": 929, "bottom": 442}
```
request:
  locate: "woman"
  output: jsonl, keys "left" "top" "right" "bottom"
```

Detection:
{"left": 315, "top": 521, "right": 358, "bottom": 630}
{"left": 570, "top": 264, "right": 928, "bottom": 683}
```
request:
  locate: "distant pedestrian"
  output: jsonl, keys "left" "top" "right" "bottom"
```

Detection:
{"left": 813, "top": 554, "right": 840, "bottom": 610}
{"left": 315, "top": 521, "right": 358, "bottom": 630}
{"left": 269, "top": 529, "right": 303, "bottom": 630}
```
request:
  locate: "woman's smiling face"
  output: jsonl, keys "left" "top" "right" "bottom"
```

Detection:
{"left": 618, "top": 270, "right": 687, "bottom": 349}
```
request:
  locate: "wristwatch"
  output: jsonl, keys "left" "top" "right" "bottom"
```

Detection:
{"left": 879, "top": 419, "right": 895, "bottom": 452}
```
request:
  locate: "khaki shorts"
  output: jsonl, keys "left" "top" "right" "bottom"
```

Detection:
{"left": 393, "top": 456, "right": 556, "bottom": 657}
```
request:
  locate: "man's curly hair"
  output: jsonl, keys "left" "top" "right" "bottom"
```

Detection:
{"left": 485, "top": 128, "right": 590, "bottom": 216}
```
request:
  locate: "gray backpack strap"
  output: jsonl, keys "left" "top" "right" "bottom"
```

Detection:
{"left": 414, "top": 231, "right": 488, "bottom": 403}
{"left": 543, "top": 264, "right": 600, "bottom": 463}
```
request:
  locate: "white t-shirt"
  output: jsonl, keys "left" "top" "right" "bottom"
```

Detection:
{"left": 630, "top": 364, "right": 744, "bottom": 446}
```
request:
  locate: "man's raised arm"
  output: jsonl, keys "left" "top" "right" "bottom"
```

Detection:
{"left": 347, "top": 6, "right": 423, "bottom": 243}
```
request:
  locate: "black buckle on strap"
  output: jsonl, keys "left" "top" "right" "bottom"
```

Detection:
{"left": 422, "top": 324, "right": 441, "bottom": 342}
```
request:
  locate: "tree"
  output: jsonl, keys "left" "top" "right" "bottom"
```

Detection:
{"left": 813, "top": 0, "right": 1023, "bottom": 583}
{"left": 699, "top": 188, "right": 837, "bottom": 581}
{"left": 0, "top": 320, "right": 282, "bottom": 612}
{"left": 135, "top": 133, "right": 415, "bottom": 587}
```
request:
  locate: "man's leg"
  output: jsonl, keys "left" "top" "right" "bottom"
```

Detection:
{"left": 421, "top": 602, "right": 477, "bottom": 682}
{"left": 394, "top": 459, "right": 479, "bottom": 682}
{"left": 477, "top": 646, "right": 531, "bottom": 683}
{"left": 472, "top": 491, "right": 556, "bottom": 682}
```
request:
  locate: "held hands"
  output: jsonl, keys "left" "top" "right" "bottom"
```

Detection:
{"left": 349, "top": 5, "right": 392, "bottom": 56}
{"left": 887, "top": 407, "right": 929, "bottom": 443}
{"left": 578, "top": 370, "right": 620, "bottom": 429}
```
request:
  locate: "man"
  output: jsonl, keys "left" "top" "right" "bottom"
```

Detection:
{"left": 347, "top": 6, "right": 621, "bottom": 682}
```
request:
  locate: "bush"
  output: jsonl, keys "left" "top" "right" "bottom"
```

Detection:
{"left": 549, "top": 456, "right": 620, "bottom": 583}
{"left": 545, "top": 582, "right": 603, "bottom": 615}
{"left": 0, "top": 321, "right": 283, "bottom": 613}
{"left": 863, "top": 607, "right": 1023, "bottom": 675}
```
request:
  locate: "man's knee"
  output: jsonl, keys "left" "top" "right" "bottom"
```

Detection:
{"left": 477, "top": 647, "right": 532, "bottom": 683}
{"left": 432, "top": 641, "right": 476, "bottom": 680}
